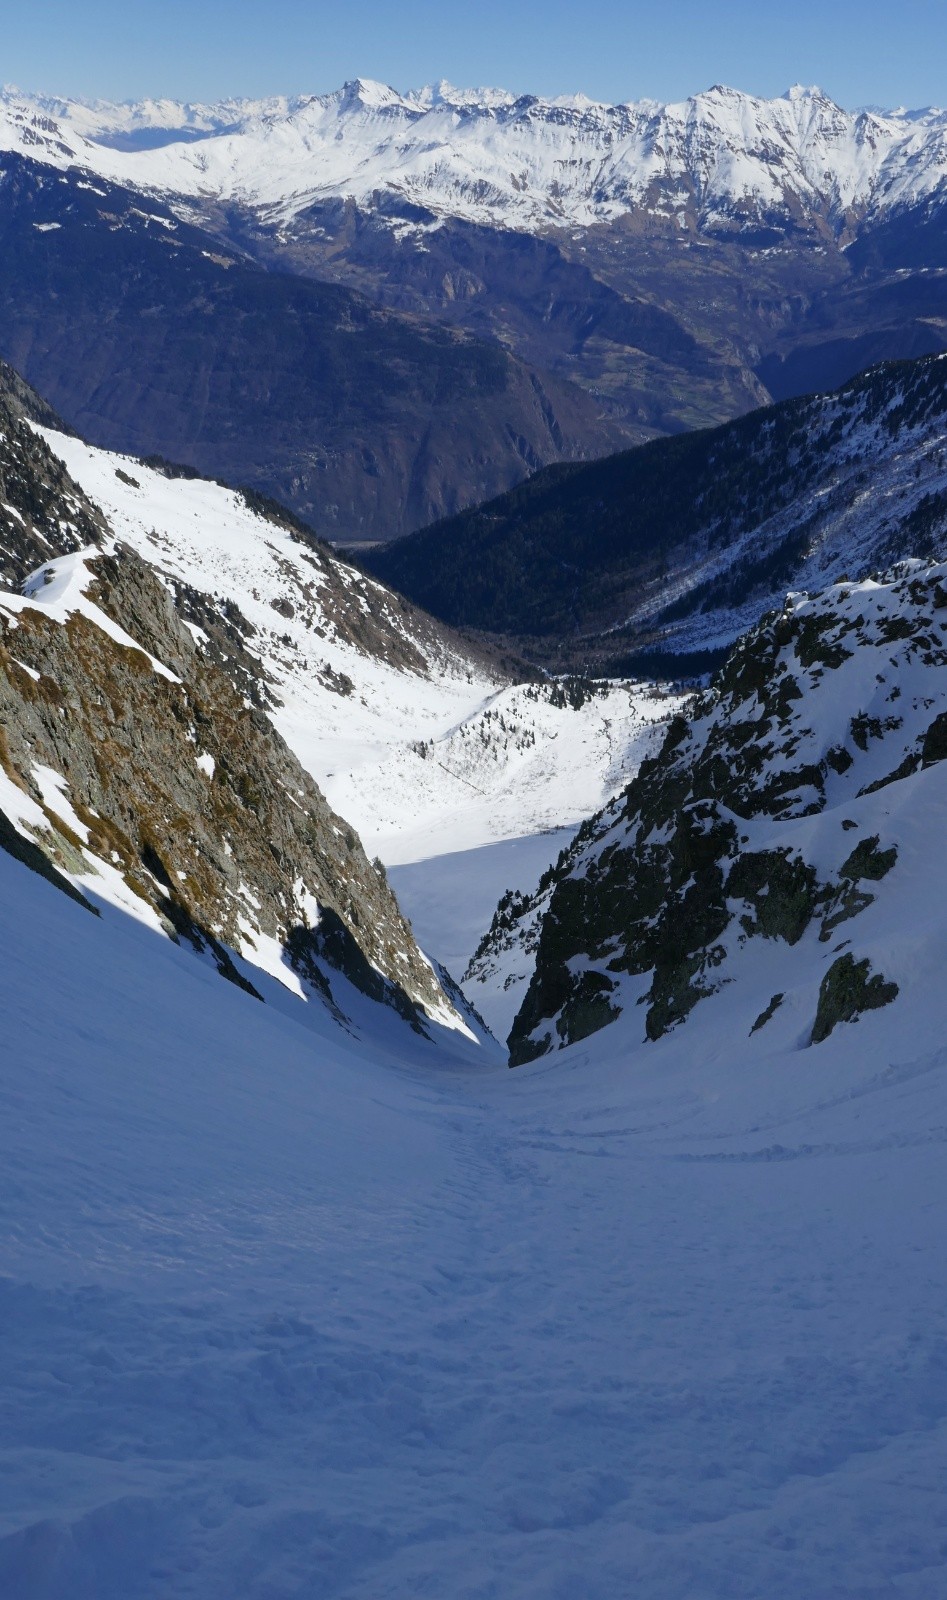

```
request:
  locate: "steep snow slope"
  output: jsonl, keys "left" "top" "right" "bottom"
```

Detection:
{"left": 5, "top": 753, "right": 947, "bottom": 1597}
{"left": 37, "top": 428, "right": 500, "bottom": 782}
{"left": 4, "top": 80, "right": 947, "bottom": 235}
{"left": 389, "top": 828, "right": 576, "bottom": 1040}
{"left": 40, "top": 429, "right": 680, "bottom": 864}
{"left": 0, "top": 380, "right": 487, "bottom": 1040}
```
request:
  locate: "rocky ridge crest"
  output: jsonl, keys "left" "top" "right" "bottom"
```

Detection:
{"left": 0, "top": 371, "right": 467, "bottom": 1035}
{"left": 504, "top": 562, "right": 947, "bottom": 1062}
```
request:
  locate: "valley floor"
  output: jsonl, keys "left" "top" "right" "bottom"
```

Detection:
{"left": 2, "top": 838, "right": 947, "bottom": 1599}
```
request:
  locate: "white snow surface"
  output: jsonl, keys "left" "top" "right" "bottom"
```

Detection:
{"left": 37, "top": 430, "right": 680, "bottom": 869}
{"left": 4, "top": 80, "right": 947, "bottom": 233}
{"left": 4, "top": 727, "right": 947, "bottom": 1596}
{"left": 389, "top": 828, "right": 574, "bottom": 1039}
{"left": 6, "top": 436, "right": 947, "bottom": 1591}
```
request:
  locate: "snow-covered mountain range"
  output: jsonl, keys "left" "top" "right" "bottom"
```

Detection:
{"left": 4, "top": 79, "right": 947, "bottom": 235}
{"left": 5, "top": 78, "right": 947, "bottom": 535}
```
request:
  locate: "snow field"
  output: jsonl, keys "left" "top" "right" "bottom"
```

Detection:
{"left": 3, "top": 814, "right": 947, "bottom": 1597}
{"left": 5, "top": 398, "right": 947, "bottom": 1597}
{"left": 389, "top": 828, "right": 575, "bottom": 1038}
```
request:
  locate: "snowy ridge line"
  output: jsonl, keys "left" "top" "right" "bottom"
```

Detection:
{"left": 4, "top": 79, "right": 947, "bottom": 234}
{"left": 645, "top": 363, "right": 947, "bottom": 656}
{"left": 7, "top": 547, "right": 181, "bottom": 682}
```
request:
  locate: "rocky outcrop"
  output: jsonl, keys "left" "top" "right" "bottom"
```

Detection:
{"left": 0, "top": 537, "right": 460, "bottom": 1032}
{"left": 0, "top": 363, "right": 106, "bottom": 588}
{"left": 505, "top": 563, "right": 947, "bottom": 1062}
{"left": 812, "top": 954, "right": 899, "bottom": 1045}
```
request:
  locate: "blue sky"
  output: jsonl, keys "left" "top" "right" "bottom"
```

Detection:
{"left": 7, "top": 0, "right": 946, "bottom": 110}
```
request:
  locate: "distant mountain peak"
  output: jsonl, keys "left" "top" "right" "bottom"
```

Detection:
{"left": 4, "top": 77, "right": 947, "bottom": 235}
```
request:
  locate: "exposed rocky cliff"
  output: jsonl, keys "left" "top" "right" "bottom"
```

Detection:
{"left": 0, "top": 362, "right": 106, "bottom": 587}
{"left": 0, "top": 543, "right": 464, "bottom": 1031}
{"left": 504, "top": 562, "right": 947, "bottom": 1063}
{"left": 0, "top": 372, "right": 470, "bottom": 1036}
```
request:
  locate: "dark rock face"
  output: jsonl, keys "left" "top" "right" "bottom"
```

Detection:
{"left": 505, "top": 564, "right": 947, "bottom": 1063}
{"left": 364, "top": 353, "right": 947, "bottom": 670}
{"left": 0, "top": 363, "right": 107, "bottom": 588}
{"left": 0, "top": 541, "right": 454, "bottom": 1026}
{"left": 238, "top": 201, "right": 737, "bottom": 445}
{"left": 0, "top": 377, "right": 462, "bottom": 1030}
{"left": 0, "top": 156, "right": 629, "bottom": 542}
{"left": 811, "top": 955, "right": 899, "bottom": 1045}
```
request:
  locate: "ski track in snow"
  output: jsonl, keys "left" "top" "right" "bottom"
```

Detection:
{"left": 3, "top": 831, "right": 947, "bottom": 1598}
